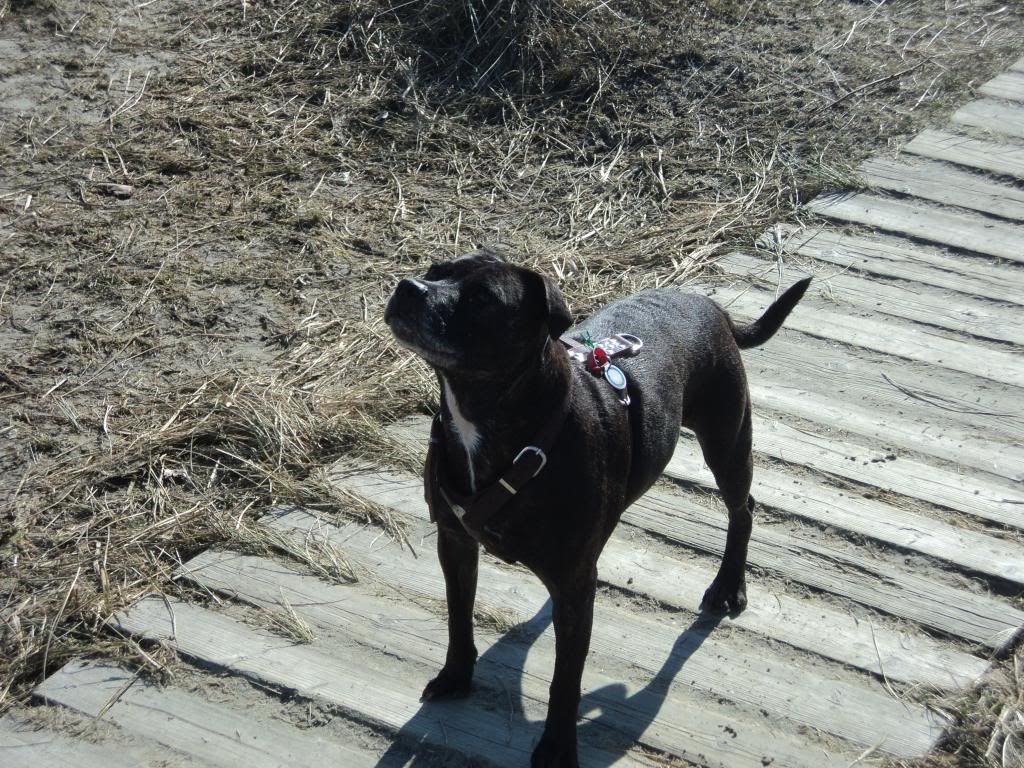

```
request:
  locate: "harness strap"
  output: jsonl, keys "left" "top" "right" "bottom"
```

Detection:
{"left": 425, "top": 386, "right": 571, "bottom": 546}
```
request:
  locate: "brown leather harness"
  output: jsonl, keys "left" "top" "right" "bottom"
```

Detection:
{"left": 424, "top": 332, "right": 642, "bottom": 548}
{"left": 424, "top": 383, "right": 571, "bottom": 548}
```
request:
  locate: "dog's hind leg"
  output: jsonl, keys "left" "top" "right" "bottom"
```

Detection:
{"left": 691, "top": 400, "right": 755, "bottom": 614}
{"left": 422, "top": 523, "right": 480, "bottom": 700}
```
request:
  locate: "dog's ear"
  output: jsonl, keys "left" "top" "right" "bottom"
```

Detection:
{"left": 534, "top": 272, "right": 573, "bottom": 339}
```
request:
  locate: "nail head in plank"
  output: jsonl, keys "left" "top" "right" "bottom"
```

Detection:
{"left": 904, "top": 129, "right": 1024, "bottom": 180}
{"left": 806, "top": 191, "right": 1024, "bottom": 264}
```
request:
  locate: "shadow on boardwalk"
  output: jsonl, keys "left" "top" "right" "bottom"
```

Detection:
{"left": 375, "top": 599, "right": 722, "bottom": 767}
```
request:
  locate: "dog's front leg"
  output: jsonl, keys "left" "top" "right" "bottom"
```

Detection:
{"left": 533, "top": 568, "right": 597, "bottom": 768}
{"left": 422, "top": 522, "right": 479, "bottom": 700}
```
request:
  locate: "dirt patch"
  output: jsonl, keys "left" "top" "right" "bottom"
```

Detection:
{"left": 1, "top": 1, "right": 1023, "bottom": 762}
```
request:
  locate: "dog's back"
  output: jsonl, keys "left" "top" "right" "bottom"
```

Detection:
{"left": 568, "top": 281, "right": 809, "bottom": 504}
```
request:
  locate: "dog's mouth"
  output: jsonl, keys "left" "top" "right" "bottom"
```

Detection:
{"left": 386, "top": 313, "right": 459, "bottom": 369}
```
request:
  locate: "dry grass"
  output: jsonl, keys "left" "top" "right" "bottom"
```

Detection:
{"left": 1, "top": 0, "right": 1023, "bottom": 761}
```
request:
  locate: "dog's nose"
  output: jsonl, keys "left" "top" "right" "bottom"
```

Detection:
{"left": 385, "top": 278, "right": 430, "bottom": 324}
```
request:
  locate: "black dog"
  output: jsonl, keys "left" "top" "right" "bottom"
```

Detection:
{"left": 384, "top": 249, "right": 810, "bottom": 767}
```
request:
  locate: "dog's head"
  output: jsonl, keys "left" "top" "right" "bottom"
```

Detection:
{"left": 384, "top": 248, "right": 572, "bottom": 375}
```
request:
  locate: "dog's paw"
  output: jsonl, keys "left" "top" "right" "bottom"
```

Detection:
{"left": 531, "top": 732, "right": 578, "bottom": 768}
{"left": 421, "top": 666, "right": 473, "bottom": 701}
{"left": 700, "top": 575, "right": 748, "bottom": 615}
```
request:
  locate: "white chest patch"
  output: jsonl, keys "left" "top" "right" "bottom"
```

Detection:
{"left": 443, "top": 379, "right": 480, "bottom": 494}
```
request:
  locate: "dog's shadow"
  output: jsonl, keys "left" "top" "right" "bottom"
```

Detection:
{"left": 374, "top": 599, "right": 722, "bottom": 767}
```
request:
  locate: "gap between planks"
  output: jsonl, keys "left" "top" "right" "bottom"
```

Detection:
{"left": 381, "top": 420, "right": 1023, "bottom": 651}
{"left": 257, "top": 506, "right": 946, "bottom": 758}
{"left": 178, "top": 547, "right": 854, "bottom": 768}
{"left": 903, "top": 129, "right": 1024, "bottom": 180}
{"left": 954, "top": 99, "right": 1024, "bottom": 140}
{"left": 778, "top": 226, "right": 1024, "bottom": 307}
{"left": 858, "top": 155, "right": 1024, "bottom": 222}
{"left": 108, "top": 595, "right": 658, "bottom": 768}
{"left": 806, "top": 191, "right": 1024, "bottom": 265}
{"left": 716, "top": 249, "right": 1024, "bottom": 346}
{"left": 323, "top": 462, "right": 989, "bottom": 690}
{"left": 33, "top": 660, "right": 383, "bottom": 768}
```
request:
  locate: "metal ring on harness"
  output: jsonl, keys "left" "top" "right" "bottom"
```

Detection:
{"left": 513, "top": 446, "right": 548, "bottom": 477}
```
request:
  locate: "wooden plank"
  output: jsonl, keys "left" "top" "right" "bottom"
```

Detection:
{"left": 109, "top": 597, "right": 657, "bottom": 768}
{"left": 781, "top": 227, "right": 1024, "bottom": 306}
{"left": 665, "top": 435, "right": 1024, "bottom": 585}
{"left": 980, "top": 71, "right": 1024, "bottom": 103}
{"left": 627, "top": 489, "right": 1022, "bottom": 651}
{"left": 0, "top": 715, "right": 162, "bottom": 768}
{"left": 318, "top": 463, "right": 988, "bottom": 689}
{"left": 806, "top": 192, "right": 1024, "bottom": 264}
{"left": 859, "top": 155, "right": 1024, "bottom": 221}
{"left": 904, "top": 129, "right": 1024, "bottom": 180}
{"left": 954, "top": 99, "right": 1024, "bottom": 140}
{"left": 180, "top": 548, "right": 856, "bottom": 768}
{"left": 334, "top": 454, "right": 1020, "bottom": 650}
{"left": 706, "top": 281, "right": 1024, "bottom": 389}
{"left": 33, "top": 659, "right": 382, "bottom": 768}
{"left": 748, "top": 380, "right": 1024, "bottom": 484}
{"left": 717, "top": 250, "right": 1024, "bottom": 346}
{"left": 261, "top": 508, "right": 947, "bottom": 757}
{"left": 747, "top": 413, "right": 1024, "bottom": 531}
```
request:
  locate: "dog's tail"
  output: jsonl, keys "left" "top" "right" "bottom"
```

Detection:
{"left": 731, "top": 277, "right": 811, "bottom": 349}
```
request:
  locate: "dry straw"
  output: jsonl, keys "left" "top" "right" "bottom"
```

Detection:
{"left": 2, "top": 2, "right": 1023, "bottom": 763}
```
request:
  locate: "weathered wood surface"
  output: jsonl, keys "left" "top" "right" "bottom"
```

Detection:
{"left": 377, "top": 423, "right": 1023, "bottom": 650}
{"left": 325, "top": 461, "right": 990, "bottom": 687}
{"left": 954, "top": 99, "right": 1024, "bottom": 139}
{"left": 904, "top": 129, "right": 1024, "bottom": 179}
{"left": 806, "top": 191, "right": 1024, "bottom": 263}
{"left": 717, "top": 250, "right": 1024, "bottom": 346}
{"left": 257, "top": 507, "right": 946, "bottom": 757}
{"left": 666, "top": 436, "right": 1024, "bottom": 584}
{"left": 0, "top": 714, "right": 167, "bottom": 768}
{"left": 859, "top": 155, "right": 1024, "bottom": 221}
{"left": 34, "top": 659, "right": 382, "bottom": 768}
{"left": 109, "top": 596, "right": 658, "bottom": 768}
{"left": 981, "top": 70, "right": 1024, "bottom": 102}
{"left": 704, "top": 280, "right": 1024, "bottom": 389}
{"left": 179, "top": 547, "right": 854, "bottom": 768}
{"left": 780, "top": 226, "right": 1024, "bottom": 306}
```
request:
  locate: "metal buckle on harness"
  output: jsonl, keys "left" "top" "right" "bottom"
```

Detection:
{"left": 513, "top": 446, "right": 548, "bottom": 477}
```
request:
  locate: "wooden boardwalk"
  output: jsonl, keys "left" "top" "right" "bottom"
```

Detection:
{"left": 5, "top": 60, "right": 1024, "bottom": 768}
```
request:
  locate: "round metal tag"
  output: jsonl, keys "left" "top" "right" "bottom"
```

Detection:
{"left": 605, "top": 364, "right": 627, "bottom": 390}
